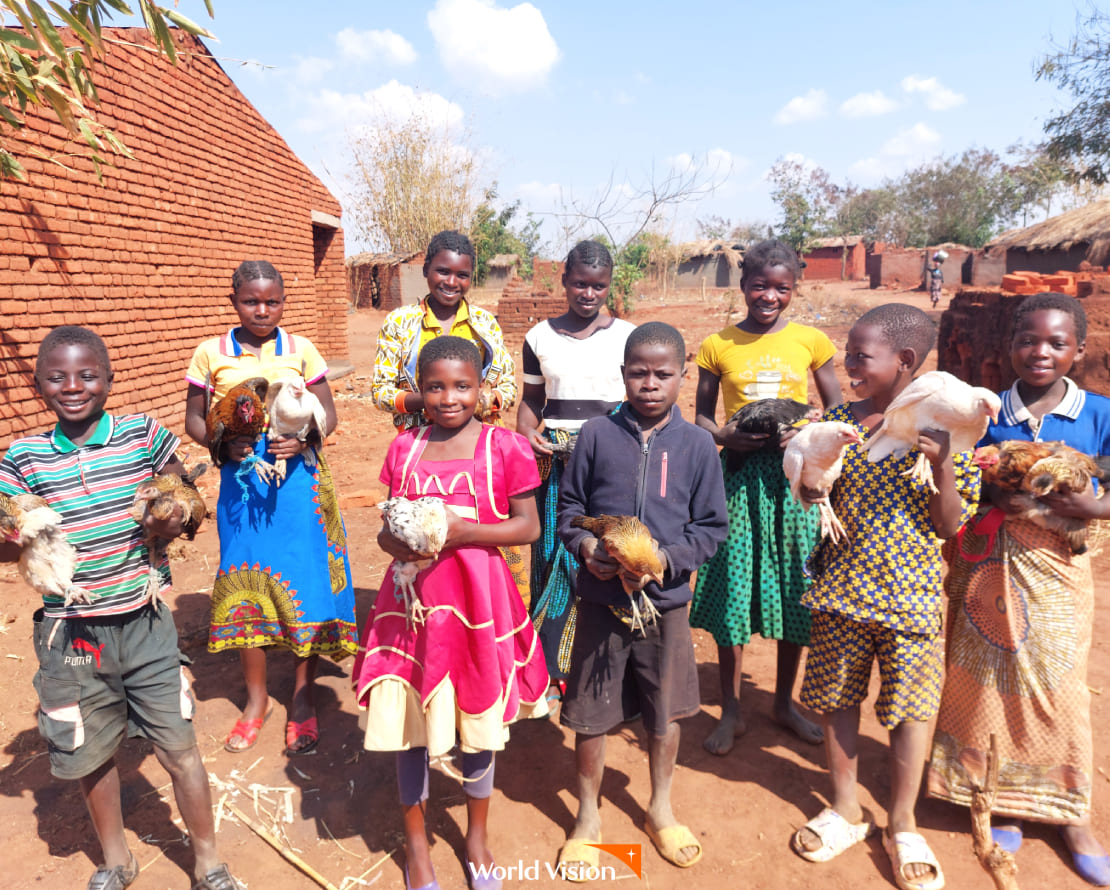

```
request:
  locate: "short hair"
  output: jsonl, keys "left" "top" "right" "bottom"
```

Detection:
{"left": 417, "top": 335, "right": 483, "bottom": 385}
{"left": 1012, "top": 292, "right": 1087, "bottom": 343}
{"left": 624, "top": 321, "right": 686, "bottom": 365}
{"left": 854, "top": 303, "right": 936, "bottom": 369}
{"left": 232, "top": 260, "right": 283, "bottom": 294}
{"left": 423, "top": 230, "right": 476, "bottom": 275}
{"left": 740, "top": 239, "right": 801, "bottom": 288}
{"left": 564, "top": 240, "right": 613, "bottom": 276}
{"left": 36, "top": 325, "right": 111, "bottom": 377}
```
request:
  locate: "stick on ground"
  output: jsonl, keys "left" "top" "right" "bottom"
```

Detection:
{"left": 969, "top": 733, "right": 1020, "bottom": 890}
{"left": 226, "top": 801, "right": 342, "bottom": 890}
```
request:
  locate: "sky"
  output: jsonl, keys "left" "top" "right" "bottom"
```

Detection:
{"left": 166, "top": 0, "right": 1081, "bottom": 255}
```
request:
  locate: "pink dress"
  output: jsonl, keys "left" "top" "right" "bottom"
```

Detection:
{"left": 354, "top": 424, "right": 550, "bottom": 754}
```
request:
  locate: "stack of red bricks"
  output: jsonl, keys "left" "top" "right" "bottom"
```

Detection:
{"left": 496, "top": 261, "right": 567, "bottom": 339}
{"left": 1000, "top": 269, "right": 1110, "bottom": 299}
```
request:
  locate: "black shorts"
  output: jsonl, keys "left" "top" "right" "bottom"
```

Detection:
{"left": 559, "top": 599, "right": 700, "bottom": 736}
{"left": 32, "top": 605, "right": 197, "bottom": 780}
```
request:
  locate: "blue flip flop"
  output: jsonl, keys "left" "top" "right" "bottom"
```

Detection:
{"left": 1071, "top": 851, "right": 1110, "bottom": 886}
{"left": 991, "top": 825, "right": 1022, "bottom": 853}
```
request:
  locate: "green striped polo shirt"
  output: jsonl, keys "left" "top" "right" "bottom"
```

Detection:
{"left": 0, "top": 413, "right": 179, "bottom": 617}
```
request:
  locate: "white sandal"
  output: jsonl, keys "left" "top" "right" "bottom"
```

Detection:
{"left": 791, "top": 807, "right": 875, "bottom": 862}
{"left": 883, "top": 831, "right": 945, "bottom": 890}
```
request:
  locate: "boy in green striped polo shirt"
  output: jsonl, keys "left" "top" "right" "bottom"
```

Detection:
{"left": 0, "top": 326, "right": 240, "bottom": 890}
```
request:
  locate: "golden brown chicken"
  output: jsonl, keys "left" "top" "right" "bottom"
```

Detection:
{"left": 129, "top": 463, "right": 208, "bottom": 607}
{"left": 570, "top": 513, "right": 664, "bottom": 631}
{"left": 974, "top": 440, "right": 1102, "bottom": 553}
{"left": 0, "top": 492, "right": 89, "bottom": 607}
{"left": 205, "top": 376, "right": 270, "bottom": 468}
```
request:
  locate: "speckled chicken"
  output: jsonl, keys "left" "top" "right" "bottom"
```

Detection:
{"left": 264, "top": 375, "right": 326, "bottom": 483}
{"left": 378, "top": 496, "right": 451, "bottom": 627}
{"left": 570, "top": 513, "right": 665, "bottom": 631}
{"left": 782, "top": 421, "right": 865, "bottom": 543}
{"left": 0, "top": 492, "right": 90, "bottom": 607}
{"left": 129, "top": 463, "right": 208, "bottom": 607}
{"left": 205, "top": 376, "right": 273, "bottom": 480}
{"left": 861, "top": 370, "right": 1001, "bottom": 494}
{"left": 726, "top": 398, "right": 822, "bottom": 471}
{"left": 975, "top": 440, "right": 1104, "bottom": 553}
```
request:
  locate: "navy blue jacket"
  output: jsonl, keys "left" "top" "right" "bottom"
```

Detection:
{"left": 557, "top": 404, "right": 728, "bottom": 611}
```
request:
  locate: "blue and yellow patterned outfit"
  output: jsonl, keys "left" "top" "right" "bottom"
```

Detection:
{"left": 800, "top": 403, "right": 980, "bottom": 728}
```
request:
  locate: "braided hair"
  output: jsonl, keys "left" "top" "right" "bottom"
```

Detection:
{"left": 36, "top": 325, "right": 111, "bottom": 378}
{"left": 565, "top": 239, "right": 613, "bottom": 275}
{"left": 1012, "top": 292, "right": 1087, "bottom": 343}
{"left": 740, "top": 239, "right": 801, "bottom": 289}
{"left": 232, "top": 260, "right": 284, "bottom": 294}
{"left": 423, "top": 230, "right": 476, "bottom": 275}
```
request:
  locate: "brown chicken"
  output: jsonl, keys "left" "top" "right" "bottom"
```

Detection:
{"left": 129, "top": 463, "right": 208, "bottom": 607}
{"left": 0, "top": 492, "right": 89, "bottom": 607}
{"left": 205, "top": 376, "right": 270, "bottom": 469}
{"left": 570, "top": 513, "right": 664, "bottom": 631}
{"left": 974, "top": 440, "right": 1103, "bottom": 553}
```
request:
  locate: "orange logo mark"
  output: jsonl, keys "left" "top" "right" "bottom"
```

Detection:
{"left": 587, "top": 844, "right": 642, "bottom": 878}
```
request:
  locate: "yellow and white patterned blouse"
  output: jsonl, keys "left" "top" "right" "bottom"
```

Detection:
{"left": 801, "top": 403, "right": 981, "bottom": 635}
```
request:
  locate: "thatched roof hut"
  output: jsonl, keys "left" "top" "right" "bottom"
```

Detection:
{"left": 987, "top": 199, "right": 1110, "bottom": 272}
{"left": 673, "top": 240, "right": 744, "bottom": 288}
{"left": 347, "top": 250, "right": 424, "bottom": 309}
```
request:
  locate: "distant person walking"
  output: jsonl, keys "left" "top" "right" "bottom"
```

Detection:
{"left": 929, "top": 252, "right": 945, "bottom": 308}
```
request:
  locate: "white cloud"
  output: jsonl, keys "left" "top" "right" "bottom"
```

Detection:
{"left": 427, "top": 0, "right": 559, "bottom": 94}
{"left": 773, "top": 89, "right": 828, "bottom": 125}
{"left": 839, "top": 90, "right": 899, "bottom": 118}
{"left": 291, "top": 56, "right": 335, "bottom": 85}
{"left": 336, "top": 28, "right": 417, "bottom": 66}
{"left": 901, "top": 75, "right": 966, "bottom": 111}
{"left": 296, "top": 80, "right": 464, "bottom": 134}
{"left": 881, "top": 121, "right": 942, "bottom": 157}
{"left": 515, "top": 180, "right": 565, "bottom": 206}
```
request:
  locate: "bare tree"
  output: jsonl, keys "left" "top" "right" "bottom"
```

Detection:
{"left": 345, "top": 109, "right": 482, "bottom": 253}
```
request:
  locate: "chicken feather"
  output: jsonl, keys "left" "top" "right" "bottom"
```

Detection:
{"left": 263, "top": 375, "right": 327, "bottom": 483}
{"left": 570, "top": 513, "right": 664, "bottom": 631}
{"left": 0, "top": 493, "right": 90, "bottom": 607}
{"left": 378, "top": 496, "right": 451, "bottom": 628}
{"left": 782, "top": 421, "right": 864, "bottom": 543}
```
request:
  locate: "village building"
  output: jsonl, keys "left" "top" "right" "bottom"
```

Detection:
{"left": 485, "top": 254, "right": 520, "bottom": 289}
{"left": 800, "top": 236, "right": 867, "bottom": 281}
{"left": 0, "top": 28, "right": 347, "bottom": 444}
{"left": 985, "top": 198, "right": 1110, "bottom": 275}
{"left": 671, "top": 240, "right": 744, "bottom": 290}
{"left": 347, "top": 251, "right": 425, "bottom": 310}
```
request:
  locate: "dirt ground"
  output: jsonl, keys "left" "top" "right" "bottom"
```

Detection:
{"left": 3, "top": 279, "right": 1110, "bottom": 890}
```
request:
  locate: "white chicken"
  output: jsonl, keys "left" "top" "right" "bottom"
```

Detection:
{"left": 860, "top": 370, "right": 1001, "bottom": 494}
{"left": 782, "top": 421, "right": 865, "bottom": 543}
{"left": 0, "top": 493, "right": 91, "bottom": 607}
{"left": 378, "top": 496, "right": 451, "bottom": 627}
{"left": 263, "top": 375, "right": 327, "bottom": 483}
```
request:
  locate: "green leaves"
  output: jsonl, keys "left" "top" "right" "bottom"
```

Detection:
{"left": 0, "top": 0, "right": 216, "bottom": 184}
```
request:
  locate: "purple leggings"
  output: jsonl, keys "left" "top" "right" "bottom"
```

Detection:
{"left": 396, "top": 747, "right": 495, "bottom": 805}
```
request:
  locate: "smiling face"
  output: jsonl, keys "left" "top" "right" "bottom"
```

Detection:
{"left": 35, "top": 342, "right": 112, "bottom": 441}
{"left": 420, "top": 357, "right": 481, "bottom": 430}
{"left": 842, "top": 322, "right": 906, "bottom": 401}
{"left": 231, "top": 277, "right": 285, "bottom": 345}
{"left": 563, "top": 263, "right": 612, "bottom": 319}
{"left": 742, "top": 263, "right": 795, "bottom": 329}
{"left": 1011, "top": 308, "right": 1084, "bottom": 391}
{"left": 622, "top": 342, "right": 683, "bottom": 430}
{"left": 424, "top": 250, "right": 473, "bottom": 314}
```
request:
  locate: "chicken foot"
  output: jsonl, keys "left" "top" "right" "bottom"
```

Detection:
{"left": 817, "top": 499, "right": 849, "bottom": 544}
{"left": 902, "top": 452, "right": 940, "bottom": 495}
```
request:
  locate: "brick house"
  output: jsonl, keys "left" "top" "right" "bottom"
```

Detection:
{"left": 0, "top": 28, "right": 347, "bottom": 445}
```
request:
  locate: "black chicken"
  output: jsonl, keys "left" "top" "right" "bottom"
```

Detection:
{"left": 724, "top": 398, "right": 820, "bottom": 471}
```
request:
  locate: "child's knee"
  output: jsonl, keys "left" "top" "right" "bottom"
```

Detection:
{"left": 154, "top": 743, "right": 203, "bottom": 777}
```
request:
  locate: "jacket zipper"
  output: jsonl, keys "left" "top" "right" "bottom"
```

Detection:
{"left": 634, "top": 430, "right": 656, "bottom": 519}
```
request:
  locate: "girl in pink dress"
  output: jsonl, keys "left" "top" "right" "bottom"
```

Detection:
{"left": 354, "top": 336, "right": 549, "bottom": 890}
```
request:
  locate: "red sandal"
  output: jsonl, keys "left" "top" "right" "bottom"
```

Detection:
{"left": 224, "top": 702, "right": 274, "bottom": 753}
{"left": 285, "top": 715, "right": 318, "bottom": 756}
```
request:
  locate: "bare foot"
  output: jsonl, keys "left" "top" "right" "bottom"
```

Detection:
{"left": 773, "top": 702, "right": 823, "bottom": 745}
{"left": 702, "top": 710, "right": 746, "bottom": 756}
{"left": 1062, "top": 822, "right": 1109, "bottom": 858}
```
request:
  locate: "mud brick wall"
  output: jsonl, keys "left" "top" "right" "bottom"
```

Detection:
{"left": 938, "top": 289, "right": 1110, "bottom": 395}
{"left": 496, "top": 270, "right": 566, "bottom": 339}
{"left": 0, "top": 29, "right": 346, "bottom": 446}
{"left": 801, "top": 243, "right": 866, "bottom": 281}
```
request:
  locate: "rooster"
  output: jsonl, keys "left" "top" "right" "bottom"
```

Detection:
{"left": 782, "top": 421, "right": 865, "bottom": 543}
{"left": 861, "top": 371, "right": 1001, "bottom": 494}
{"left": 476, "top": 389, "right": 502, "bottom": 425}
{"left": 378, "top": 496, "right": 451, "bottom": 627}
{"left": 974, "top": 441, "right": 1105, "bottom": 553}
{"left": 205, "top": 376, "right": 273, "bottom": 480}
{"left": 263, "top": 375, "right": 327, "bottom": 483}
{"left": 0, "top": 493, "right": 90, "bottom": 607}
{"left": 726, "top": 399, "right": 822, "bottom": 471}
{"left": 129, "top": 463, "right": 208, "bottom": 607}
{"left": 570, "top": 513, "right": 665, "bottom": 632}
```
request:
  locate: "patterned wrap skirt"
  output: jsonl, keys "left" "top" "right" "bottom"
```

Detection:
{"left": 208, "top": 440, "right": 358, "bottom": 661}
{"left": 690, "top": 448, "right": 819, "bottom": 647}
{"left": 927, "top": 511, "right": 1094, "bottom": 822}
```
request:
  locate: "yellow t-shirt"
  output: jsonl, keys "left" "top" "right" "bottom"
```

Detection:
{"left": 185, "top": 326, "right": 328, "bottom": 399}
{"left": 696, "top": 321, "right": 836, "bottom": 419}
{"left": 417, "top": 300, "right": 480, "bottom": 354}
